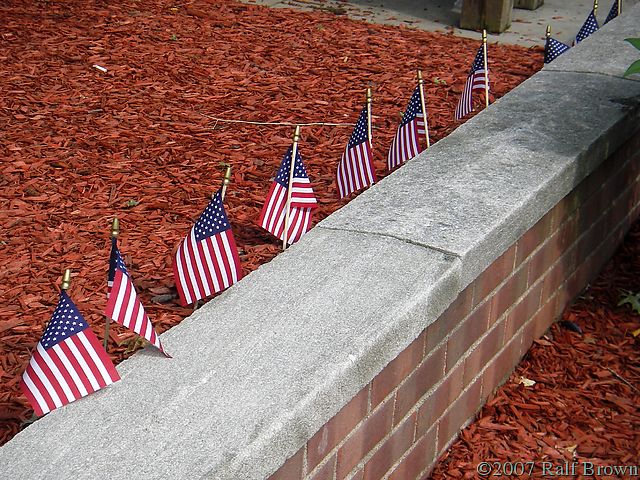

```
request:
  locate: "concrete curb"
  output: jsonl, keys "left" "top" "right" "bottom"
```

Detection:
{"left": 1, "top": 4, "right": 639, "bottom": 480}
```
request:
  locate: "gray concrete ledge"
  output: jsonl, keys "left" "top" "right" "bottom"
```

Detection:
{"left": 2, "top": 4, "right": 640, "bottom": 480}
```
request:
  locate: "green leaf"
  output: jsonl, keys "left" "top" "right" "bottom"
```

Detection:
{"left": 124, "top": 199, "right": 139, "bottom": 208}
{"left": 624, "top": 38, "right": 640, "bottom": 51}
{"left": 623, "top": 59, "right": 640, "bottom": 77}
{"left": 618, "top": 291, "right": 640, "bottom": 314}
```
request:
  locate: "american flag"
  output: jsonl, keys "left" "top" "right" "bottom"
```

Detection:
{"left": 455, "top": 46, "right": 489, "bottom": 121}
{"left": 387, "top": 86, "right": 427, "bottom": 170}
{"left": 20, "top": 291, "right": 120, "bottom": 417}
{"left": 105, "top": 238, "right": 168, "bottom": 356}
{"left": 575, "top": 10, "right": 599, "bottom": 44}
{"left": 173, "top": 189, "right": 243, "bottom": 307}
{"left": 336, "top": 103, "right": 376, "bottom": 198}
{"left": 544, "top": 37, "right": 570, "bottom": 64}
{"left": 259, "top": 146, "right": 318, "bottom": 244}
{"left": 604, "top": 0, "right": 619, "bottom": 25}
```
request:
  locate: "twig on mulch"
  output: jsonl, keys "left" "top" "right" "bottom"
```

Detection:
{"left": 606, "top": 367, "right": 640, "bottom": 394}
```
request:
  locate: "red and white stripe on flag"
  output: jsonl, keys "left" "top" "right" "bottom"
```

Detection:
{"left": 173, "top": 227, "right": 242, "bottom": 306}
{"left": 387, "top": 113, "right": 425, "bottom": 171}
{"left": 455, "top": 70, "right": 488, "bottom": 121}
{"left": 258, "top": 180, "right": 314, "bottom": 244}
{"left": 20, "top": 329, "right": 120, "bottom": 417}
{"left": 105, "top": 269, "right": 166, "bottom": 354}
{"left": 337, "top": 139, "right": 375, "bottom": 199}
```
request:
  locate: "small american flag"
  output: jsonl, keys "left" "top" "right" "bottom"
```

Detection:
{"left": 173, "top": 189, "right": 243, "bottom": 307}
{"left": 336, "top": 103, "right": 376, "bottom": 198}
{"left": 544, "top": 37, "right": 570, "bottom": 64}
{"left": 105, "top": 238, "right": 168, "bottom": 356}
{"left": 455, "top": 46, "right": 489, "bottom": 121}
{"left": 387, "top": 86, "right": 427, "bottom": 170}
{"left": 20, "top": 291, "right": 120, "bottom": 417}
{"left": 604, "top": 0, "right": 619, "bottom": 25}
{"left": 575, "top": 10, "right": 599, "bottom": 44}
{"left": 259, "top": 146, "right": 318, "bottom": 244}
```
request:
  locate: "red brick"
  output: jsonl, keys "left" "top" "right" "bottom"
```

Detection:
{"left": 307, "top": 455, "right": 336, "bottom": 480}
{"left": 436, "top": 379, "right": 482, "bottom": 452}
{"left": 424, "top": 285, "right": 473, "bottom": 353}
{"left": 522, "top": 295, "right": 557, "bottom": 349}
{"left": 575, "top": 215, "right": 607, "bottom": 266}
{"left": 362, "top": 413, "right": 416, "bottom": 480}
{"left": 336, "top": 399, "right": 394, "bottom": 479}
{"left": 445, "top": 301, "right": 490, "bottom": 372}
{"left": 268, "top": 447, "right": 304, "bottom": 480}
{"left": 387, "top": 426, "right": 437, "bottom": 480}
{"left": 371, "top": 332, "right": 425, "bottom": 408}
{"left": 463, "top": 319, "right": 505, "bottom": 386}
{"left": 308, "top": 387, "right": 369, "bottom": 472}
{"left": 350, "top": 470, "right": 364, "bottom": 480}
{"left": 415, "top": 363, "right": 464, "bottom": 438}
{"left": 482, "top": 335, "right": 522, "bottom": 399}
{"left": 394, "top": 346, "right": 445, "bottom": 424}
{"left": 540, "top": 246, "right": 577, "bottom": 302}
{"left": 515, "top": 210, "right": 554, "bottom": 266}
{"left": 473, "top": 245, "right": 516, "bottom": 306}
{"left": 489, "top": 266, "right": 528, "bottom": 326}
{"left": 551, "top": 189, "right": 580, "bottom": 229}
{"left": 504, "top": 282, "right": 542, "bottom": 341}
{"left": 527, "top": 229, "right": 562, "bottom": 286}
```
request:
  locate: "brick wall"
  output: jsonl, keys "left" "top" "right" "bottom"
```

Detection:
{"left": 267, "top": 132, "right": 640, "bottom": 480}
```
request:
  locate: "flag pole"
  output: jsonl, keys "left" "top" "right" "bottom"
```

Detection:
{"left": 546, "top": 24, "right": 551, "bottom": 40}
{"left": 282, "top": 125, "right": 301, "bottom": 251}
{"left": 482, "top": 30, "right": 489, "bottom": 109}
{"left": 51, "top": 268, "right": 71, "bottom": 330}
{"left": 619, "top": 0, "right": 622, "bottom": 15}
{"left": 593, "top": 0, "right": 598, "bottom": 16}
{"left": 105, "top": 218, "right": 119, "bottom": 350}
{"left": 366, "top": 87, "right": 372, "bottom": 148}
{"left": 221, "top": 164, "right": 232, "bottom": 201}
{"left": 416, "top": 70, "right": 431, "bottom": 148}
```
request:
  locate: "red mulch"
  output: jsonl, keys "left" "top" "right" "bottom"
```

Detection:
{"left": 0, "top": 1, "right": 541, "bottom": 445}
{"left": 432, "top": 220, "right": 640, "bottom": 478}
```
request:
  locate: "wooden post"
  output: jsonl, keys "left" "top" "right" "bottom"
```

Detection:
{"left": 482, "top": 30, "right": 490, "bottom": 108}
{"left": 282, "top": 125, "right": 301, "bottom": 251}
{"left": 416, "top": 70, "right": 431, "bottom": 148}
{"left": 460, "top": 0, "right": 514, "bottom": 34}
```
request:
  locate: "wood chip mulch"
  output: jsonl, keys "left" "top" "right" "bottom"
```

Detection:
{"left": 0, "top": 0, "right": 541, "bottom": 445}
{"left": 432, "top": 220, "right": 640, "bottom": 478}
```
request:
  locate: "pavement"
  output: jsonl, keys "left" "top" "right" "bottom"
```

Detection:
{"left": 243, "top": 0, "right": 639, "bottom": 47}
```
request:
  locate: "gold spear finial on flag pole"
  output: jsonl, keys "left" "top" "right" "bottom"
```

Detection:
{"left": 482, "top": 30, "right": 490, "bottom": 109}
{"left": 282, "top": 125, "right": 301, "bottom": 251}
{"left": 594, "top": 0, "right": 598, "bottom": 16}
{"left": 546, "top": 25, "right": 551, "bottom": 39}
{"left": 61, "top": 268, "right": 72, "bottom": 291}
{"left": 366, "top": 87, "right": 372, "bottom": 148}
{"left": 111, "top": 217, "right": 120, "bottom": 238}
{"left": 416, "top": 70, "right": 431, "bottom": 148}
{"left": 221, "top": 163, "right": 232, "bottom": 201}
{"left": 45, "top": 268, "right": 72, "bottom": 332}
{"left": 104, "top": 218, "right": 120, "bottom": 349}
